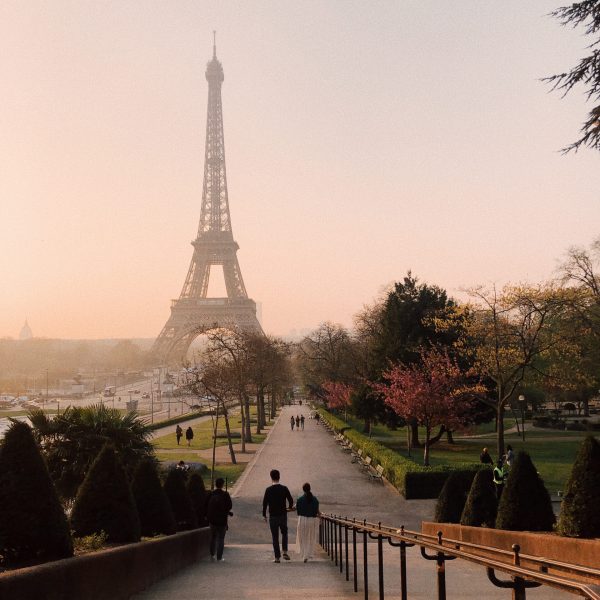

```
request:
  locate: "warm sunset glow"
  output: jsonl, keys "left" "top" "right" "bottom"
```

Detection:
{"left": 1, "top": 1, "right": 598, "bottom": 340}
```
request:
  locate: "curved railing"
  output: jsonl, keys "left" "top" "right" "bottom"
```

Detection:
{"left": 319, "top": 514, "right": 600, "bottom": 600}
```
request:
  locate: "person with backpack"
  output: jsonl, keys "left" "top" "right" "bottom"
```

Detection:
{"left": 207, "top": 478, "right": 233, "bottom": 562}
{"left": 175, "top": 425, "right": 183, "bottom": 445}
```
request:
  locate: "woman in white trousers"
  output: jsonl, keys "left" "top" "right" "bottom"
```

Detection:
{"left": 295, "top": 482, "right": 320, "bottom": 562}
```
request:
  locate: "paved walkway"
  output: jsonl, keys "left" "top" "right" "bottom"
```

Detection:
{"left": 134, "top": 406, "right": 569, "bottom": 599}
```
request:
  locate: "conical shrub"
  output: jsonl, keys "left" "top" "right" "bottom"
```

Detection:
{"left": 434, "top": 471, "right": 476, "bottom": 523}
{"left": 496, "top": 451, "right": 554, "bottom": 532}
{"left": 0, "top": 421, "right": 73, "bottom": 566}
{"left": 164, "top": 469, "right": 197, "bottom": 531}
{"left": 558, "top": 436, "right": 600, "bottom": 538}
{"left": 460, "top": 468, "right": 497, "bottom": 528}
{"left": 71, "top": 444, "right": 141, "bottom": 543}
{"left": 187, "top": 472, "right": 208, "bottom": 528}
{"left": 132, "top": 458, "right": 176, "bottom": 537}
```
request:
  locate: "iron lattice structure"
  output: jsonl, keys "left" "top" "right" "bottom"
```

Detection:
{"left": 153, "top": 40, "right": 262, "bottom": 363}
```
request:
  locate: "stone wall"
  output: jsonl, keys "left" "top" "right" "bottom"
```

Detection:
{"left": 0, "top": 528, "right": 210, "bottom": 600}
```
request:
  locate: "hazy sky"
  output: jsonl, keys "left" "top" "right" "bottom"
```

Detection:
{"left": 1, "top": 1, "right": 599, "bottom": 340}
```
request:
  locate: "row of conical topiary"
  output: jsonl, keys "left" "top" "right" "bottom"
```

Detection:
{"left": 0, "top": 421, "right": 209, "bottom": 568}
{"left": 435, "top": 436, "right": 600, "bottom": 538}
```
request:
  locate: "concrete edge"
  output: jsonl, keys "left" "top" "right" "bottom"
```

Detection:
{"left": 231, "top": 411, "right": 282, "bottom": 498}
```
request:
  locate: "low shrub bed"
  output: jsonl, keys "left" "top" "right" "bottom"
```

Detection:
{"left": 318, "top": 409, "right": 480, "bottom": 499}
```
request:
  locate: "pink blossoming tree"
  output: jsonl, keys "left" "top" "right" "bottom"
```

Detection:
{"left": 378, "top": 348, "right": 481, "bottom": 466}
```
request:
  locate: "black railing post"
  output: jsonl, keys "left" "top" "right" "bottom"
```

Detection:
{"left": 512, "top": 544, "right": 526, "bottom": 600}
{"left": 363, "top": 525, "right": 369, "bottom": 600}
{"left": 436, "top": 531, "right": 447, "bottom": 600}
{"left": 339, "top": 521, "right": 344, "bottom": 573}
{"left": 334, "top": 516, "right": 338, "bottom": 565}
{"left": 378, "top": 529, "right": 384, "bottom": 600}
{"left": 345, "top": 522, "right": 349, "bottom": 581}
{"left": 353, "top": 523, "right": 358, "bottom": 593}
{"left": 400, "top": 541, "right": 408, "bottom": 600}
{"left": 319, "top": 518, "right": 322, "bottom": 547}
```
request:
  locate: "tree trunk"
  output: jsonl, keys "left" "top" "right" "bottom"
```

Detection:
{"left": 239, "top": 396, "right": 246, "bottom": 453}
{"left": 363, "top": 417, "right": 371, "bottom": 435}
{"left": 497, "top": 405, "right": 505, "bottom": 460}
{"left": 423, "top": 427, "right": 431, "bottom": 467}
{"left": 583, "top": 397, "right": 590, "bottom": 418}
{"left": 222, "top": 403, "right": 237, "bottom": 465}
{"left": 243, "top": 393, "right": 252, "bottom": 444}
{"left": 211, "top": 405, "right": 220, "bottom": 490}
{"left": 410, "top": 421, "right": 422, "bottom": 448}
{"left": 446, "top": 429, "right": 454, "bottom": 444}
{"left": 255, "top": 386, "right": 263, "bottom": 434}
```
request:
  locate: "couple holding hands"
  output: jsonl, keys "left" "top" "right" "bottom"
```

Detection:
{"left": 262, "top": 469, "right": 320, "bottom": 563}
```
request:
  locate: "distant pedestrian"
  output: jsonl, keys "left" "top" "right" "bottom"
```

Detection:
{"left": 300, "top": 415, "right": 305, "bottom": 430}
{"left": 295, "top": 415, "right": 300, "bottom": 429}
{"left": 290, "top": 416, "right": 295, "bottom": 431}
{"left": 480, "top": 447, "right": 493, "bottom": 465}
{"left": 186, "top": 426, "right": 194, "bottom": 447}
{"left": 296, "top": 482, "right": 320, "bottom": 562}
{"left": 262, "top": 469, "right": 294, "bottom": 563}
{"left": 493, "top": 459, "right": 507, "bottom": 499}
{"left": 176, "top": 425, "right": 183, "bottom": 445}
{"left": 505, "top": 445, "right": 514, "bottom": 469}
{"left": 207, "top": 477, "right": 233, "bottom": 562}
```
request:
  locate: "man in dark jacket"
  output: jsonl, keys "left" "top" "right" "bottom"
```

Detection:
{"left": 207, "top": 478, "right": 233, "bottom": 561}
{"left": 262, "top": 469, "right": 294, "bottom": 562}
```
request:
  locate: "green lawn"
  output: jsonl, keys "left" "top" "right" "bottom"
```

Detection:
{"left": 338, "top": 413, "right": 593, "bottom": 494}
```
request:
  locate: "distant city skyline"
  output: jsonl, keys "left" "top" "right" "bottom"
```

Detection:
{"left": 1, "top": 1, "right": 599, "bottom": 340}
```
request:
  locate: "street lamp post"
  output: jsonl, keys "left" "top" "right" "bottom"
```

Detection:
{"left": 518, "top": 394, "right": 526, "bottom": 442}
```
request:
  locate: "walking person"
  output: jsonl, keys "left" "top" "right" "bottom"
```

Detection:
{"left": 176, "top": 424, "right": 183, "bottom": 446}
{"left": 479, "top": 447, "right": 493, "bottom": 465}
{"left": 296, "top": 482, "right": 320, "bottom": 562}
{"left": 295, "top": 415, "right": 300, "bottom": 430}
{"left": 185, "top": 426, "right": 194, "bottom": 447}
{"left": 505, "top": 445, "right": 515, "bottom": 469}
{"left": 262, "top": 469, "right": 294, "bottom": 563}
{"left": 207, "top": 478, "right": 233, "bottom": 562}
{"left": 300, "top": 414, "right": 305, "bottom": 430}
{"left": 290, "top": 416, "right": 295, "bottom": 431}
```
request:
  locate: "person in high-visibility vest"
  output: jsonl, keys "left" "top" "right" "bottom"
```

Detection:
{"left": 493, "top": 458, "right": 507, "bottom": 499}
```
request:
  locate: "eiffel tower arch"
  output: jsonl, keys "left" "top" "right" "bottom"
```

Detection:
{"left": 153, "top": 37, "right": 262, "bottom": 364}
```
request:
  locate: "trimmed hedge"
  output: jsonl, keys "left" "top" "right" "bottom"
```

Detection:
{"left": 558, "top": 436, "right": 600, "bottom": 538}
{"left": 318, "top": 409, "right": 481, "bottom": 499}
{"left": 434, "top": 471, "right": 476, "bottom": 523}
{"left": 148, "top": 411, "right": 213, "bottom": 432}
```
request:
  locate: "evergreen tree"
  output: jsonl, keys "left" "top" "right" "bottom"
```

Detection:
{"left": 434, "top": 471, "right": 476, "bottom": 523}
{"left": 496, "top": 451, "right": 555, "bottom": 532}
{"left": 558, "top": 436, "right": 600, "bottom": 538}
{"left": 71, "top": 444, "right": 141, "bottom": 543}
{"left": 460, "top": 468, "right": 497, "bottom": 528}
{"left": 187, "top": 471, "right": 208, "bottom": 528}
{"left": 131, "top": 458, "right": 176, "bottom": 537}
{"left": 0, "top": 421, "right": 73, "bottom": 566}
{"left": 163, "top": 469, "right": 197, "bottom": 531}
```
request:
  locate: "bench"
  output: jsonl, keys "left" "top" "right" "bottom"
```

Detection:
{"left": 351, "top": 448, "right": 363, "bottom": 463}
{"left": 341, "top": 440, "right": 354, "bottom": 453}
{"left": 368, "top": 464, "right": 384, "bottom": 483}
{"left": 360, "top": 455, "right": 372, "bottom": 471}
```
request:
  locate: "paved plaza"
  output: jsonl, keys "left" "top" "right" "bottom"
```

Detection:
{"left": 134, "top": 406, "right": 569, "bottom": 599}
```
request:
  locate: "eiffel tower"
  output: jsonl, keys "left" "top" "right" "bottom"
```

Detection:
{"left": 153, "top": 36, "right": 262, "bottom": 364}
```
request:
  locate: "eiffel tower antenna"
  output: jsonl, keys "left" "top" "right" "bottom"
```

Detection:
{"left": 153, "top": 38, "right": 262, "bottom": 364}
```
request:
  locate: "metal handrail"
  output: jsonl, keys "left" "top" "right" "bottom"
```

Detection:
{"left": 320, "top": 514, "right": 600, "bottom": 600}
{"left": 373, "top": 521, "right": 600, "bottom": 581}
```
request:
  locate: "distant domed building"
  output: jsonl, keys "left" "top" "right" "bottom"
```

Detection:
{"left": 19, "top": 319, "right": 32, "bottom": 340}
